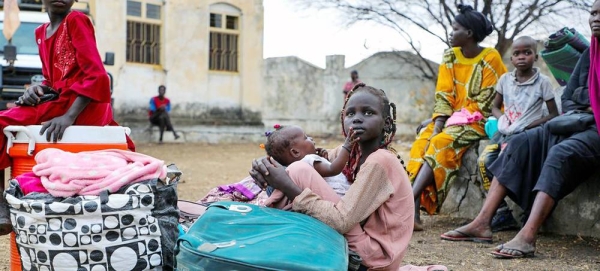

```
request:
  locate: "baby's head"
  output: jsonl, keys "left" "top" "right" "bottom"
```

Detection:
{"left": 265, "top": 125, "right": 316, "bottom": 166}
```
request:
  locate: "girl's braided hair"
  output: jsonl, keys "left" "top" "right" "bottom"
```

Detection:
{"left": 340, "top": 83, "right": 406, "bottom": 181}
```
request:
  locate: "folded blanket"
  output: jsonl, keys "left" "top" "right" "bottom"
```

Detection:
{"left": 544, "top": 27, "right": 589, "bottom": 53}
{"left": 542, "top": 27, "right": 590, "bottom": 86}
{"left": 198, "top": 176, "right": 268, "bottom": 206}
{"left": 541, "top": 44, "right": 582, "bottom": 86}
{"left": 33, "top": 148, "right": 167, "bottom": 197}
{"left": 445, "top": 108, "right": 483, "bottom": 127}
{"left": 218, "top": 176, "right": 263, "bottom": 200}
{"left": 15, "top": 172, "right": 48, "bottom": 195}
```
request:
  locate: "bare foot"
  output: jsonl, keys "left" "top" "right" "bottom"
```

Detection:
{"left": 492, "top": 235, "right": 536, "bottom": 258}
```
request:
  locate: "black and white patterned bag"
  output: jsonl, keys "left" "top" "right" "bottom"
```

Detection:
{"left": 5, "top": 178, "right": 179, "bottom": 271}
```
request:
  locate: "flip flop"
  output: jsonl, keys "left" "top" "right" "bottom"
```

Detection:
{"left": 440, "top": 230, "right": 493, "bottom": 244}
{"left": 490, "top": 244, "right": 535, "bottom": 259}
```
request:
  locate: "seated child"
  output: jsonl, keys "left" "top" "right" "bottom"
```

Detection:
{"left": 262, "top": 124, "right": 358, "bottom": 209}
{"left": 479, "top": 36, "right": 559, "bottom": 230}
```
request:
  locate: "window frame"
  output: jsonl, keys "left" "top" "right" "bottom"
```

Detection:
{"left": 209, "top": 11, "right": 241, "bottom": 73}
{"left": 126, "top": 0, "right": 163, "bottom": 66}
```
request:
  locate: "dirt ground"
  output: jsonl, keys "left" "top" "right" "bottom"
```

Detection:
{"left": 0, "top": 141, "right": 599, "bottom": 270}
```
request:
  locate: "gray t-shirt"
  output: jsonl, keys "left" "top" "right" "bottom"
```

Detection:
{"left": 496, "top": 68, "right": 555, "bottom": 135}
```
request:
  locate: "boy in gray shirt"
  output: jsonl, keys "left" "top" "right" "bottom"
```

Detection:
{"left": 479, "top": 36, "right": 559, "bottom": 231}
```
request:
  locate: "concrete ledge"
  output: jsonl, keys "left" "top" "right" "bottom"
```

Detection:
{"left": 441, "top": 140, "right": 600, "bottom": 238}
{"left": 124, "top": 122, "right": 266, "bottom": 144}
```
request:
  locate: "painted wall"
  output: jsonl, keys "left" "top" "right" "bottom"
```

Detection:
{"left": 263, "top": 52, "right": 438, "bottom": 136}
{"left": 89, "top": 0, "right": 264, "bottom": 124}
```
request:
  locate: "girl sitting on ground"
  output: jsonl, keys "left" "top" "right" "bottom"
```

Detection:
{"left": 251, "top": 83, "right": 414, "bottom": 270}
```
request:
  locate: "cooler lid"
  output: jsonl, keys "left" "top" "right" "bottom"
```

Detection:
{"left": 4, "top": 125, "right": 130, "bottom": 144}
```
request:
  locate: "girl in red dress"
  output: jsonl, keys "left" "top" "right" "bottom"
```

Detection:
{"left": 0, "top": 0, "right": 135, "bottom": 234}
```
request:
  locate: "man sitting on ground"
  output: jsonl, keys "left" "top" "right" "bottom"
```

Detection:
{"left": 149, "top": 85, "right": 180, "bottom": 143}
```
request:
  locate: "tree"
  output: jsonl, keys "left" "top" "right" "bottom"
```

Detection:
{"left": 297, "top": 0, "right": 591, "bottom": 81}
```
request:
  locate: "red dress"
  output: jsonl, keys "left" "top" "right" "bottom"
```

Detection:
{"left": 0, "top": 11, "right": 134, "bottom": 169}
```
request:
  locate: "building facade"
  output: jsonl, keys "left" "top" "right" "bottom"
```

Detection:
{"left": 86, "top": 0, "right": 264, "bottom": 124}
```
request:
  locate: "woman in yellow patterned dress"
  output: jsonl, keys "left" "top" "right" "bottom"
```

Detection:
{"left": 409, "top": 4, "right": 507, "bottom": 230}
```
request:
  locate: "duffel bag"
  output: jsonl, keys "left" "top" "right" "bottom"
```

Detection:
{"left": 175, "top": 201, "right": 348, "bottom": 271}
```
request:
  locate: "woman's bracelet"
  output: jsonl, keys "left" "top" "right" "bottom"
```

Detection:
{"left": 342, "top": 145, "right": 351, "bottom": 153}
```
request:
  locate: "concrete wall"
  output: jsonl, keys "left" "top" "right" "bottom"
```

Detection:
{"left": 89, "top": 0, "right": 264, "bottom": 124}
{"left": 263, "top": 52, "right": 437, "bottom": 137}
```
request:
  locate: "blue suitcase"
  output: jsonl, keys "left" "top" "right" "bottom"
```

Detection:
{"left": 175, "top": 202, "right": 348, "bottom": 270}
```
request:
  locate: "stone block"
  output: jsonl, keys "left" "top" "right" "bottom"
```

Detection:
{"left": 440, "top": 140, "right": 487, "bottom": 219}
{"left": 543, "top": 172, "right": 600, "bottom": 238}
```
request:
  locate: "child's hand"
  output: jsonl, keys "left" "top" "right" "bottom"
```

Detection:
{"left": 316, "top": 148, "right": 329, "bottom": 160}
{"left": 343, "top": 127, "right": 360, "bottom": 151}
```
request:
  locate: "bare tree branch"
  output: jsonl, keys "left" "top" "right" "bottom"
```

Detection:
{"left": 296, "top": 0, "right": 590, "bottom": 82}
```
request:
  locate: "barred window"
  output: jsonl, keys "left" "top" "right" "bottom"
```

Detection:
{"left": 209, "top": 12, "right": 239, "bottom": 72}
{"left": 209, "top": 32, "right": 238, "bottom": 72}
{"left": 126, "top": 0, "right": 162, "bottom": 65}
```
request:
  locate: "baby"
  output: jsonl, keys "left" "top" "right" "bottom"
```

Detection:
{"left": 262, "top": 125, "right": 357, "bottom": 207}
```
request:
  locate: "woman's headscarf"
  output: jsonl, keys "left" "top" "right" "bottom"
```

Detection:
{"left": 588, "top": 37, "right": 600, "bottom": 133}
{"left": 454, "top": 4, "right": 493, "bottom": 42}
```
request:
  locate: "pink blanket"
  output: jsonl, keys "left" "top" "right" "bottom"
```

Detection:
{"left": 33, "top": 148, "right": 167, "bottom": 197}
{"left": 445, "top": 108, "right": 484, "bottom": 127}
{"left": 16, "top": 172, "right": 48, "bottom": 195}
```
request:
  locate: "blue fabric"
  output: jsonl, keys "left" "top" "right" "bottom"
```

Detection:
{"left": 175, "top": 202, "right": 348, "bottom": 271}
{"left": 485, "top": 118, "right": 499, "bottom": 139}
{"left": 149, "top": 98, "right": 157, "bottom": 112}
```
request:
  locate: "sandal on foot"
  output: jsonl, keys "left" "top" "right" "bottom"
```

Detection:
{"left": 491, "top": 244, "right": 535, "bottom": 259}
{"left": 440, "top": 230, "right": 492, "bottom": 244}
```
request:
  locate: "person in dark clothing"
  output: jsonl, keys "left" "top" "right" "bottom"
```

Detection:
{"left": 440, "top": 2, "right": 600, "bottom": 258}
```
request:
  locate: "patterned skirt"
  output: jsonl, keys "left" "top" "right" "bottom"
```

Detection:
{"left": 407, "top": 122, "right": 485, "bottom": 214}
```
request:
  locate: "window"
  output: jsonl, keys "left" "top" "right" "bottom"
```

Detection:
{"left": 209, "top": 6, "right": 240, "bottom": 72}
{"left": 126, "top": 0, "right": 162, "bottom": 65}
{"left": 209, "top": 32, "right": 238, "bottom": 71}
